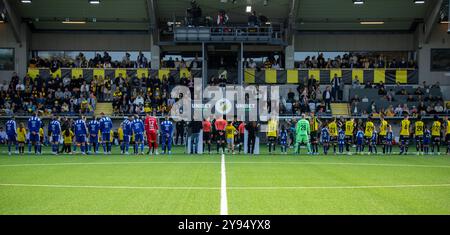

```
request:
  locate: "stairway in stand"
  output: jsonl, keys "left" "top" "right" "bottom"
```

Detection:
{"left": 330, "top": 103, "right": 349, "bottom": 116}
{"left": 94, "top": 102, "right": 113, "bottom": 116}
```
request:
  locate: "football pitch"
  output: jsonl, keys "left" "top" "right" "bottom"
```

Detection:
{"left": 0, "top": 146, "right": 449, "bottom": 215}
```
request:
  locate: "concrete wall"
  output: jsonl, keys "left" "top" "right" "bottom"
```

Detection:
{"left": 31, "top": 32, "right": 152, "bottom": 51}
{"left": 0, "top": 23, "right": 30, "bottom": 80}
{"left": 416, "top": 23, "right": 450, "bottom": 86}
{"left": 294, "top": 32, "right": 415, "bottom": 51}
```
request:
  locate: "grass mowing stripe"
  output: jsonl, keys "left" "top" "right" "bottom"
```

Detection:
{"left": 220, "top": 154, "right": 228, "bottom": 215}
{"left": 1, "top": 183, "right": 449, "bottom": 190}
{"left": 0, "top": 183, "right": 220, "bottom": 190}
{"left": 0, "top": 161, "right": 449, "bottom": 168}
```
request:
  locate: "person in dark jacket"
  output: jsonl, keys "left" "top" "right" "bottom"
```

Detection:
{"left": 188, "top": 121, "right": 203, "bottom": 154}
{"left": 175, "top": 120, "right": 186, "bottom": 145}
{"left": 245, "top": 121, "right": 259, "bottom": 154}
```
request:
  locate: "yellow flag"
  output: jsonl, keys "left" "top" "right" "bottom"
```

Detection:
{"left": 115, "top": 68, "right": 127, "bottom": 78}
{"left": 136, "top": 69, "right": 148, "bottom": 79}
{"left": 27, "top": 68, "right": 40, "bottom": 79}
{"left": 244, "top": 69, "right": 255, "bottom": 84}
{"left": 158, "top": 69, "right": 171, "bottom": 80}
{"left": 50, "top": 69, "right": 61, "bottom": 79}
{"left": 308, "top": 69, "right": 320, "bottom": 81}
{"left": 265, "top": 69, "right": 277, "bottom": 83}
{"left": 352, "top": 69, "right": 364, "bottom": 83}
{"left": 329, "top": 69, "right": 342, "bottom": 81}
{"left": 396, "top": 69, "right": 407, "bottom": 84}
{"left": 287, "top": 69, "right": 298, "bottom": 84}
{"left": 71, "top": 68, "right": 83, "bottom": 79}
{"left": 374, "top": 69, "right": 385, "bottom": 84}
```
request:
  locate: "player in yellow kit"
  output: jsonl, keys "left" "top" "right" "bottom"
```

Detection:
{"left": 444, "top": 116, "right": 450, "bottom": 155}
{"left": 364, "top": 117, "right": 375, "bottom": 155}
{"left": 344, "top": 118, "right": 355, "bottom": 154}
{"left": 17, "top": 123, "right": 27, "bottom": 154}
{"left": 399, "top": 115, "right": 411, "bottom": 155}
{"left": 225, "top": 122, "right": 237, "bottom": 154}
{"left": 309, "top": 112, "right": 322, "bottom": 155}
{"left": 379, "top": 115, "right": 388, "bottom": 154}
{"left": 267, "top": 117, "right": 278, "bottom": 153}
{"left": 328, "top": 118, "right": 338, "bottom": 154}
{"left": 414, "top": 115, "right": 424, "bottom": 155}
{"left": 431, "top": 115, "right": 442, "bottom": 155}
{"left": 118, "top": 125, "right": 124, "bottom": 153}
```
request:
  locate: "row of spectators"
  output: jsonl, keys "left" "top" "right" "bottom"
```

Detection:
{"left": 297, "top": 53, "right": 417, "bottom": 69}
{"left": 350, "top": 81, "right": 448, "bottom": 117}
{"left": 0, "top": 72, "right": 96, "bottom": 116}
{"left": 29, "top": 52, "right": 150, "bottom": 70}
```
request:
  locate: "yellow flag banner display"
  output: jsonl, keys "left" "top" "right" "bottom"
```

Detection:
{"left": 374, "top": 69, "right": 386, "bottom": 84}
{"left": 136, "top": 69, "right": 148, "bottom": 79}
{"left": 50, "top": 69, "right": 61, "bottom": 79}
{"left": 180, "top": 68, "right": 191, "bottom": 78}
{"left": 27, "top": 68, "right": 40, "bottom": 79}
{"left": 158, "top": 69, "right": 171, "bottom": 80}
{"left": 329, "top": 69, "right": 342, "bottom": 81}
{"left": 71, "top": 68, "right": 83, "bottom": 79}
{"left": 244, "top": 69, "right": 255, "bottom": 83}
{"left": 287, "top": 69, "right": 298, "bottom": 83}
{"left": 352, "top": 69, "right": 364, "bottom": 83}
{"left": 396, "top": 70, "right": 407, "bottom": 84}
{"left": 93, "top": 69, "right": 105, "bottom": 79}
{"left": 115, "top": 68, "right": 127, "bottom": 78}
{"left": 265, "top": 69, "right": 277, "bottom": 83}
{"left": 308, "top": 69, "right": 320, "bottom": 81}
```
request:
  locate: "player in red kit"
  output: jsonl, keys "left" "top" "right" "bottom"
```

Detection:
{"left": 214, "top": 115, "right": 228, "bottom": 154}
{"left": 145, "top": 112, "right": 159, "bottom": 155}
{"left": 202, "top": 118, "right": 212, "bottom": 154}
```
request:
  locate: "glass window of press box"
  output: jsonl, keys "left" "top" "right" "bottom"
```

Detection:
{"left": 0, "top": 48, "right": 14, "bottom": 70}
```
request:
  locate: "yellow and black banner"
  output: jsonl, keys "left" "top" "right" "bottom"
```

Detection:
{"left": 244, "top": 69, "right": 418, "bottom": 85}
{"left": 27, "top": 68, "right": 203, "bottom": 83}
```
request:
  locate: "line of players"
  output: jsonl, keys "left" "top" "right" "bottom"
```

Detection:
{"left": 4, "top": 112, "right": 450, "bottom": 156}
{"left": 287, "top": 114, "right": 450, "bottom": 155}
{"left": 4, "top": 112, "right": 172, "bottom": 156}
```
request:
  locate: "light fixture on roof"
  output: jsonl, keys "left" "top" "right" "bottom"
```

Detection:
{"left": 264, "top": 0, "right": 268, "bottom": 6}
{"left": 62, "top": 19, "right": 87, "bottom": 24}
{"left": 220, "top": 0, "right": 228, "bottom": 3}
{"left": 353, "top": 0, "right": 364, "bottom": 5}
{"left": 360, "top": 20, "right": 385, "bottom": 24}
{"left": 20, "top": 0, "right": 32, "bottom": 3}
{"left": 246, "top": 5, "right": 252, "bottom": 13}
{"left": 89, "top": 0, "right": 101, "bottom": 4}
{"left": 414, "top": 0, "right": 425, "bottom": 4}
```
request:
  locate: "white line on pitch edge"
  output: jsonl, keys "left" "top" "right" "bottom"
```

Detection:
{"left": 220, "top": 154, "right": 228, "bottom": 215}
{"left": 0, "top": 183, "right": 449, "bottom": 190}
{"left": 0, "top": 161, "right": 449, "bottom": 168}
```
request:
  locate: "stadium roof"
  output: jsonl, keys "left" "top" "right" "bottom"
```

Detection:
{"left": 6, "top": 0, "right": 440, "bottom": 32}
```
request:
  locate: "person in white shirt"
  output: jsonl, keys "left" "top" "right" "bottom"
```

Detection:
{"left": 134, "top": 95, "right": 145, "bottom": 106}
{"left": 15, "top": 83, "right": 25, "bottom": 91}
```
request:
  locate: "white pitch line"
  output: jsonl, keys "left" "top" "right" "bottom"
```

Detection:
{"left": 0, "top": 183, "right": 220, "bottom": 190}
{"left": 0, "top": 161, "right": 449, "bottom": 169}
{"left": 0, "top": 183, "right": 449, "bottom": 191}
{"left": 220, "top": 154, "right": 228, "bottom": 215}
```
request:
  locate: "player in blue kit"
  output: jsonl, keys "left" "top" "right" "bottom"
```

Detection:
{"left": 385, "top": 125, "right": 394, "bottom": 154}
{"left": 279, "top": 125, "right": 288, "bottom": 154}
{"left": 355, "top": 127, "right": 365, "bottom": 155}
{"left": 369, "top": 130, "right": 378, "bottom": 155}
{"left": 99, "top": 113, "right": 113, "bottom": 154}
{"left": 5, "top": 117, "right": 17, "bottom": 155}
{"left": 48, "top": 115, "right": 61, "bottom": 155}
{"left": 74, "top": 116, "right": 88, "bottom": 154}
{"left": 131, "top": 115, "right": 145, "bottom": 155}
{"left": 160, "top": 115, "right": 174, "bottom": 155}
{"left": 121, "top": 116, "right": 133, "bottom": 155}
{"left": 28, "top": 112, "right": 42, "bottom": 154}
{"left": 423, "top": 126, "right": 432, "bottom": 155}
{"left": 320, "top": 123, "right": 330, "bottom": 155}
{"left": 87, "top": 117, "right": 100, "bottom": 154}
{"left": 338, "top": 128, "right": 345, "bottom": 154}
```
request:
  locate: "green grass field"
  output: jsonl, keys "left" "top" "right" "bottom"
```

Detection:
{"left": 0, "top": 145, "right": 449, "bottom": 215}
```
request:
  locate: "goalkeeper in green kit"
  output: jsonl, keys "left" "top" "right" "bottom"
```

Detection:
{"left": 294, "top": 114, "right": 312, "bottom": 155}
